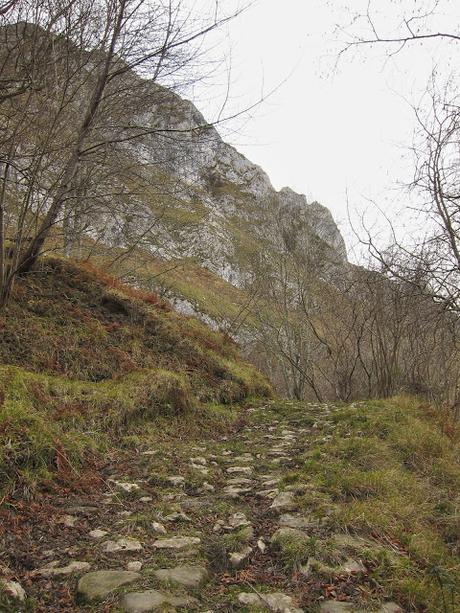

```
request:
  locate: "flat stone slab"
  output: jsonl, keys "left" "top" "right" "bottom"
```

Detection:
{"left": 279, "top": 514, "right": 316, "bottom": 530}
{"left": 111, "top": 481, "right": 140, "bottom": 493}
{"left": 227, "top": 466, "right": 252, "bottom": 474}
{"left": 199, "top": 481, "right": 215, "bottom": 493}
{"left": 152, "top": 536, "right": 201, "bottom": 550}
{"left": 38, "top": 560, "right": 91, "bottom": 577}
{"left": 1, "top": 580, "right": 26, "bottom": 602}
{"left": 223, "top": 485, "right": 252, "bottom": 498}
{"left": 380, "top": 605, "right": 404, "bottom": 613}
{"left": 77, "top": 570, "right": 140, "bottom": 603}
{"left": 261, "top": 479, "right": 280, "bottom": 487}
{"left": 163, "top": 511, "right": 191, "bottom": 523}
{"left": 238, "top": 591, "right": 303, "bottom": 612}
{"left": 233, "top": 454, "right": 254, "bottom": 462}
{"left": 119, "top": 590, "right": 196, "bottom": 612}
{"left": 270, "top": 491, "right": 297, "bottom": 512}
{"left": 153, "top": 565, "right": 208, "bottom": 587}
{"left": 226, "top": 477, "right": 254, "bottom": 485}
{"left": 190, "top": 456, "right": 207, "bottom": 465}
{"left": 256, "top": 489, "right": 279, "bottom": 499}
{"left": 166, "top": 476, "right": 185, "bottom": 486}
{"left": 102, "top": 538, "right": 142, "bottom": 553}
{"left": 320, "top": 604, "right": 355, "bottom": 613}
{"left": 319, "top": 603, "right": 403, "bottom": 613}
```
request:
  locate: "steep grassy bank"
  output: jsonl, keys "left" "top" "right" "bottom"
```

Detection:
{"left": 0, "top": 258, "right": 271, "bottom": 497}
{"left": 261, "top": 396, "right": 460, "bottom": 611}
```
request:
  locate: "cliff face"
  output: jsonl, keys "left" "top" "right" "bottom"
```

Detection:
{"left": 119, "top": 82, "right": 347, "bottom": 288}
{"left": 1, "top": 20, "right": 346, "bottom": 292}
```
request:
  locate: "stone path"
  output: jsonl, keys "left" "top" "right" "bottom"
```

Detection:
{"left": 0, "top": 402, "right": 405, "bottom": 611}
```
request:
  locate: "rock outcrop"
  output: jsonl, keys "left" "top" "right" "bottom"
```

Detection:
{"left": 116, "top": 77, "right": 347, "bottom": 287}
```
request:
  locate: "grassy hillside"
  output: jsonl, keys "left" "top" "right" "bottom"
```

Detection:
{"left": 121, "top": 256, "right": 253, "bottom": 327}
{"left": 0, "top": 258, "right": 271, "bottom": 497}
{"left": 263, "top": 396, "right": 460, "bottom": 611}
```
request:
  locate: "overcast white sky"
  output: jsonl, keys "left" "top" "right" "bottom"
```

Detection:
{"left": 186, "top": 0, "right": 460, "bottom": 254}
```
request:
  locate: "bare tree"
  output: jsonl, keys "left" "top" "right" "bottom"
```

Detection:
{"left": 0, "top": 0, "right": 249, "bottom": 306}
{"left": 338, "top": 0, "right": 460, "bottom": 59}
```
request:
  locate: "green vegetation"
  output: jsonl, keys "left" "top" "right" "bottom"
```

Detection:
{"left": 264, "top": 397, "right": 460, "bottom": 612}
{"left": 0, "top": 258, "right": 271, "bottom": 497}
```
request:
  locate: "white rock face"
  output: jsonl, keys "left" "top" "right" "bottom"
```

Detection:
{"left": 112, "top": 77, "right": 348, "bottom": 290}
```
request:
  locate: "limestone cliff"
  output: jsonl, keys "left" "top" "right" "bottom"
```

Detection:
{"left": 117, "top": 82, "right": 347, "bottom": 290}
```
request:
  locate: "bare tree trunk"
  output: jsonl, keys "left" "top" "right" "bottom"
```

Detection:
{"left": 16, "top": 1, "right": 127, "bottom": 274}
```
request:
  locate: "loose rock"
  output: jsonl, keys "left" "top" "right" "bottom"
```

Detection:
{"left": 163, "top": 510, "right": 191, "bottom": 523}
{"left": 89, "top": 529, "right": 109, "bottom": 539}
{"left": 270, "top": 491, "right": 297, "bottom": 512}
{"left": 77, "top": 570, "right": 140, "bottom": 603}
{"left": 238, "top": 591, "right": 303, "bottom": 612}
{"left": 279, "top": 514, "right": 315, "bottom": 530}
{"left": 57, "top": 514, "right": 78, "bottom": 527}
{"left": 190, "top": 456, "right": 207, "bottom": 465}
{"left": 152, "top": 536, "right": 201, "bottom": 550}
{"left": 119, "top": 590, "right": 196, "bottom": 612}
{"left": 223, "top": 485, "right": 252, "bottom": 498}
{"left": 341, "top": 558, "right": 366, "bottom": 574}
{"left": 320, "top": 603, "right": 355, "bottom": 613}
{"left": 380, "top": 604, "right": 404, "bottom": 613}
{"left": 153, "top": 565, "right": 208, "bottom": 587}
{"left": 167, "top": 476, "right": 185, "bottom": 486}
{"left": 151, "top": 521, "right": 167, "bottom": 534}
{"left": 227, "top": 466, "right": 252, "bottom": 474}
{"left": 127, "top": 561, "right": 143, "bottom": 572}
{"left": 257, "top": 538, "right": 267, "bottom": 553}
{"left": 229, "top": 546, "right": 252, "bottom": 568}
{"left": 103, "top": 538, "right": 143, "bottom": 553}
{"left": 271, "top": 527, "right": 309, "bottom": 544}
{"left": 38, "top": 560, "right": 91, "bottom": 577}
{"left": 225, "top": 512, "right": 251, "bottom": 530}
{"left": 112, "top": 481, "right": 140, "bottom": 493}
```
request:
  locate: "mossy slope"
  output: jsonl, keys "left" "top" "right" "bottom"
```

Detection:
{"left": 0, "top": 258, "right": 271, "bottom": 494}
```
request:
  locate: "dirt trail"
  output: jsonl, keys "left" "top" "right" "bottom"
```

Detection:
{"left": 0, "top": 402, "right": 404, "bottom": 612}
